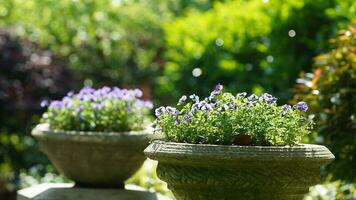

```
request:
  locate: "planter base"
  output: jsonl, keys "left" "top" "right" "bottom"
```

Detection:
{"left": 157, "top": 164, "right": 310, "bottom": 200}
{"left": 17, "top": 183, "right": 171, "bottom": 200}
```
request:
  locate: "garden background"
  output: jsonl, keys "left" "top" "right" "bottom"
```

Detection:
{"left": 0, "top": 0, "right": 355, "bottom": 199}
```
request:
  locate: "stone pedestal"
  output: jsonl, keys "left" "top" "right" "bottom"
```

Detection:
{"left": 17, "top": 183, "right": 171, "bottom": 200}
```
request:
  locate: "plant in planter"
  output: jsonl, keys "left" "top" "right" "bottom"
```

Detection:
{"left": 144, "top": 84, "right": 334, "bottom": 200}
{"left": 32, "top": 86, "right": 155, "bottom": 188}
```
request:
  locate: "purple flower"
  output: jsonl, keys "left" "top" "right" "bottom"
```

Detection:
{"left": 243, "top": 101, "right": 255, "bottom": 107}
{"left": 143, "top": 101, "right": 153, "bottom": 109}
{"left": 134, "top": 100, "right": 153, "bottom": 109}
{"left": 218, "top": 104, "right": 229, "bottom": 112}
{"left": 183, "top": 112, "right": 193, "bottom": 123}
{"left": 101, "top": 86, "right": 111, "bottom": 93}
{"left": 209, "top": 90, "right": 219, "bottom": 101}
{"left": 214, "top": 83, "right": 223, "bottom": 91}
{"left": 228, "top": 103, "right": 237, "bottom": 111}
{"left": 75, "top": 105, "right": 84, "bottom": 113}
{"left": 93, "top": 103, "right": 104, "bottom": 110}
{"left": 261, "top": 93, "right": 277, "bottom": 104}
{"left": 79, "top": 87, "right": 95, "bottom": 94}
{"left": 295, "top": 101, "right": 308, "bottom": 112}
{"left": 178, "top": 95, "right": 187, "bottom": 105}
{"left": 248, "top": 94, "right": 258, "bottom": 101}
{"left": 62, "top": 97, "right": 74, "bottom": 108}
{"left": 40, "top": 100, "right": 49, "bottom": 108}
{"left": 175, "top": 119, "right": 181, "bottom": 125}
{"left": 282, "top": 104, "right": 291, "bottom": 116}
{"left": 191, "top": 100, "right": 210, "bottom": 113}
{"left": 237, "top": 92, "right": 247, "bottom": 98}
{"left": 133, "top": 89, "right": 143, "bottom": 98}
{"left": 197, "top": 100, "right": 208, "bottom": 108}
{"left": 282, "top": 104, "right": 291, "bottom": 112}
{"left": 201, "top": 104, "right": 213, "bottom": 112}
{"left": 189, "top": 94, "right": 199, "bottom": 102}
{"left": 93, "top": 104, "right": 101, "bottom": 110}
{"left": 155, "top": 106, "right": 166, "bottom": 117}
{"left": 49, "top": 100, "right": 64, "bottom": 109}
{"left": 126, "top": 107, "right": 133, "bottom": 113}
{"left": 67, "top": 91, "right": 74, "bottom": 97}
{"left": 210, "top": 102, "right": 218, "bottom": 108}
{"left": 166, "top": 106, "right": 179, "bottom": 116}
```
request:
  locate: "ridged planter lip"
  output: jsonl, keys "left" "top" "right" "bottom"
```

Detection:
{"left": 144, "top": 140, "right": 335, "bottom": 164}
{"left": 32, "top": 123, "right": 155, "bottom": 141}
{"left": 32, "top": 123, "right": 159, "bottom": 188}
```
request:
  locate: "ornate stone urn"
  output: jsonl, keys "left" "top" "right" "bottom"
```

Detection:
{"left": 32, "top": 124, "right": 156, "bottom": 188}
{"left": 144, "top": 140, "right": 334, "bottom": 200}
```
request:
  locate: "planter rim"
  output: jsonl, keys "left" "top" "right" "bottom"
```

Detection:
{"left": 32, "top": 123, "right": 157, "bottom": 142}
{"left": 144, "top": 140, "right": 335, "bottom": 163}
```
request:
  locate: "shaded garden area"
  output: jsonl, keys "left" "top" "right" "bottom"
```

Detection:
{"left": 0, "top": 0, "right": 355, "bottom": 199}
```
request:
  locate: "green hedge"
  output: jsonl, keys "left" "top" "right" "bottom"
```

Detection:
{"left": 294, "top": 25, "right": 356, "bottom": 182}
{"left": 159, "top": 0, "right": 355, "bottom": 103}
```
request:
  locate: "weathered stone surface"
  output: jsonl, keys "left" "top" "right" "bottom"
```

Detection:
{"left": 144, "top": 140, "right": 335, "bottom": 200}
{"left": 17, "top": 183, "right": 171, "bottom": 200}
{"left": 32, "top": 124, "right": 159, "bottom": 187}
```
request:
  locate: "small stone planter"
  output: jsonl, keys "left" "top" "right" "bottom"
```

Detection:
{"left": 144, "top": 140, "right": 334, "bottom": 200}
{"left": 32, "top": 124, "right": 156, "bottom": 188}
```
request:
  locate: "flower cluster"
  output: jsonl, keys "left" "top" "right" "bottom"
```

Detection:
{"left": 41, "top": 86, "right": 153, "bottom": 132}
{"left": 154, "top": 84, "right": 312, "bottom": 146}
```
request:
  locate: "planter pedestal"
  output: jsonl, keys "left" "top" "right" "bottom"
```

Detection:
{"left": 17, "top": 183, "right": 171, "bottom": 200}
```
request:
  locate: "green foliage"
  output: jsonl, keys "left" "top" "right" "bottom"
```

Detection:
{"left": 294, "top": 25, "right": 356, "bottom": 182}
{"left": 41, "top": 87, "right": 153, "bottom": 132}
{"left": 160, "top": 0, "right": 355, "bottom": 103}
{"left": 0, "top": 0, "right": 168, "bottom": 94}
{"left": 305, "top": 181, "right": 356, "bottom": 200}
{"left": 0, "top": 29, "right": 76, "bottom": 193}
{"left": 126, "top": 160, "right": 172, "bottom": 197}
{"left": 19, "top": 167, "right": 71, "bottom": 189}
{"left": 155, "top": 85, "right": 312, "bottom": 146}
{"left": 0, "top": 0, "right": 219, "bottom": 91}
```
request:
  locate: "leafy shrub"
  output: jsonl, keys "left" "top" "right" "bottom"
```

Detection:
{"left": 41, "top": 87, "right": 153, "bottom": 132}
{"left": 1, "top": 0, "right": 353, "bottom": 105}
{"left": 293, "top": 25, "right": 356, "bottom": 182}
{"left": 305, "top": 181, "right": 356, "bottom": 200}
{"left": 0, "top": 0, "right": 168, "bottom": 88}
{"left": 0, "top": 29, "right": 77, "bottom": 192}
{"left": 126, "top": 160, "right": 172, "bottom": 197}
{"left": 0, "top": 0, "right": 219, "bottom": 97}
{"left": 155, "top": 84, "right": 311, "bottom": 145}
{"left": 159, "top": 0, "right": 355, "bottom": 104}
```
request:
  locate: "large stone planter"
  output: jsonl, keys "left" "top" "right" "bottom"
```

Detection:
{"left": 144, "top": 140, "right": 334, "bottom": 200}
{"left": 32, "top": 124, "right": 156, "bottom": 188}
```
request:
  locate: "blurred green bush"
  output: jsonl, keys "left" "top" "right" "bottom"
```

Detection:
{"left": 0, "top": 29, "right": 78, "bottom": 194}
{"left": 0, "top": 0, "right": 220, "bottom": 99}
{"left": 293, "top": 25, "right": 355, "bottom": 182}
{"left": 160, "top": 0, "right": 355, "bottom": 103}
{"left": 1, "top": 0, "right": 354, "bottom": 103}
{"left": 305, "top": 181, "right": 355, "bottom": 200}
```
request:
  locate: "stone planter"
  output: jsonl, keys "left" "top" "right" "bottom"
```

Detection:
{"left": 144, "top": 140, "right": 334, "bottom": 200}
{"left": 32, "top": 124, "right": 157, "bottom": 188}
